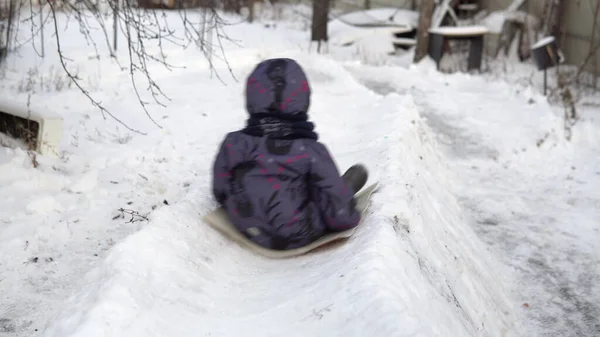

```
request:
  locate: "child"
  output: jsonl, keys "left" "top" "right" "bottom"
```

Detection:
{"left": 212, "top": 58, "right": 368, "bottom": 250}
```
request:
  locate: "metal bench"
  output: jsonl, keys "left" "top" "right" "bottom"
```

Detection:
{"left": 428, "top": 25, "right": 489, "bottom": 71}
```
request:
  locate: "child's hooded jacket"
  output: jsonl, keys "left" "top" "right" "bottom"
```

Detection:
{"left": 212, "top": 58, "right": 360, "bottom": 250}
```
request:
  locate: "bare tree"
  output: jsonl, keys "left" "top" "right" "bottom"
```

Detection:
{"left": 5, "top": 0, "right": 238, "bottom": 134}
{"left": 311, "top": 0, "right": 329, "bottom": 53}
{"left": 413, "top": 0, "right": 435, "bottom": 63}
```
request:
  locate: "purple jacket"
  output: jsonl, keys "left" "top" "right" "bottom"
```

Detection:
{"left": 212, "top": 58, "right": 360, "bottom": 250}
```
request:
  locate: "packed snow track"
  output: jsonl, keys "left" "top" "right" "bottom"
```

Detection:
{"left": 40, "top": 56, "right": 513, "bottom": 337}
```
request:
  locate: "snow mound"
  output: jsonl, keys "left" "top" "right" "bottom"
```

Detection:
{"left": 40, "top": 55, "right": 515, "bottom": 337}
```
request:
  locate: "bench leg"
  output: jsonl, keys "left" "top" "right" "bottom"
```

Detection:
{"left": 428, "top": 33, "right": 445, "bottom": 71}
{"left": 467, "top": 35, "right": 484, "bottom": 71}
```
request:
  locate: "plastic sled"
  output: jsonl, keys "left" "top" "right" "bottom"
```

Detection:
{"left": 202, "top": 182, "right": 379, "bottom": 258}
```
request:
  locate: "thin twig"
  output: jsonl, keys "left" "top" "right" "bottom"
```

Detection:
{"left": 47, "top": 1, "right": 147, "bottom": 134}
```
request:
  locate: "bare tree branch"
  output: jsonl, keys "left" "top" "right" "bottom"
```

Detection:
{"left": 4, "top": 0, "right": 241, "bottom": 133}
{"left": 47, "top": 0, "right": 147, "bottom": 134}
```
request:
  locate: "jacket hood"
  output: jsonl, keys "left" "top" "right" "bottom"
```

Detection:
{"left": 245, "top": 58, "right": 311, "bottom": 118}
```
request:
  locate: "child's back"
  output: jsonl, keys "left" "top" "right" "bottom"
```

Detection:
{"left": 212, "top": 58, "right": 363, "bottom": 250}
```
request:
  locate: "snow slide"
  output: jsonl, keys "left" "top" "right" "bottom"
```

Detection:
{"left": 39, "top": 55, "right": 515, "bottom": 336}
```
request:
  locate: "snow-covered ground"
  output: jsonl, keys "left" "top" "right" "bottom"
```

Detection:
{"left": 0, "top": 4, "right": 598, "bottom": 337}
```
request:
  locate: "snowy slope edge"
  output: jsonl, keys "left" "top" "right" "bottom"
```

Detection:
{"left": 379, "top": 93, "right": 517, "bottom": 337}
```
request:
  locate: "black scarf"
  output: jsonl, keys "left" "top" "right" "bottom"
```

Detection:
{"left": 242, "top": 113, "right": 318, "bottom": 140}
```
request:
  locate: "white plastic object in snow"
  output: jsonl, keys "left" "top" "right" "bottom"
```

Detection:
{"left": 531, "top": 36, "right": 555, "bottom": 49}
{"left": 0, "top": 99, "right": 63, "bottom": 157}
{"left": 429, "top": 25, "right": 490, "bottom": 37}
{"left": 393, "top": 37, "right": 417, "bottom": 46}
{"left": 203, "top": 182, "right": 379, "bottom": 259}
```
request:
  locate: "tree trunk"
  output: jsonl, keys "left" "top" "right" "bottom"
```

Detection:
{"left": 364, "top": 0, "right": 370, "bottom": 9}
{"left": 553, "top": 0, "right": 567, "bottom": 47}
{"left": 311, "top": 0, "right": 330, "bottom": 52}
{"left": 248, "top": 0, "right": 256, "bottom": 23}
{"left": 542, "top": 0, "right": 566, "bottom": 45}
{"left": 413, "top": 0, "right": 435, "bottom": 63}
{"left": 223, "top": 0, "right": 243, "bottom": 13}
{"left": 223, "top": 0, "right": 237, "bottom": 12}
{"left": 198, "top": 0, "right": 215, "bottom": 8}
